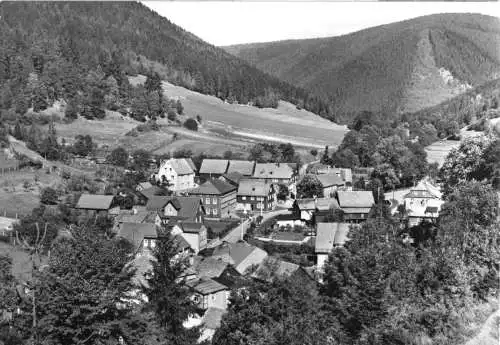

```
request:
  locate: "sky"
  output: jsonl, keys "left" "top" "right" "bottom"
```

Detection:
{"left": 143, "top": 2, "right": 499, "bottom": 46}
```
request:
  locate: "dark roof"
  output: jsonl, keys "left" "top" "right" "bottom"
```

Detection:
{"left": 221, "top": 172, "right": 244, "bottom": 185}
{"left": 117, "top": 223, "right": 157, "bottom": 251}
{"left": 200, "top": 159, "right": 229, "bottom": 175}
{"left": 275, "top": 213, "right": 300, "bottom": 221}
{"left": 137, "top": 182, "right": 153, "bottom": 190}
{"left": 189, "top": 179, "right": 236, "bottom": 196}
{"left": 179, "top": 222, "right": 206, "bottom": 234}
{"left": 138, "top": 186, "right": 165, "bottom": 200}
{"left": 212, "top": 242, "right": 265, "bottom": 267}
{"left": 172, "top": 234, "right": 191, "bottom": 251}
{"left": 146, "top": 196, "right": 202, "bottom": 220}
{"left": 187, "top": 278, "right": 228, "bottom": 295}
{"left": 227, "top": 160, "right": 255, "bottom": 176}
{"left": 146, "top": 196, "right": 172, "bottom": 211}
{"left": 195, "top": 257, "right": 229, "bottom": 279}
{"left": 76, "top": 194, "right": 114, "bottom": 210}
{"left": 314, "top": 173, "right": 345, "bottom": 187}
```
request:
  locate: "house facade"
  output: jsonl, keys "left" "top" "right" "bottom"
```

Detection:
{"left": 156, "top": 158, "right": 196, "bottom": 192}
{"left": 188, "top": 179, "right": 237, "bottom": 219}
{"left": 252, "top": 163, "right": 297, "bottom": 195}
{"left": 146, "top": 196, "right": 205, "bottom": 223}
{"left": 171, "top": 222, "right": 208, "bottom": 254}
{"left": 403, "top": 181, "right": 444, "bottom": 226}
{"left": 236, "top": 179, "right": 276, "bottom": 212}
{"left": 337, "top": 191, "right": 374, "bottom": 223}
{"left": 187, "top": 278, "right": 230, "bottom": 310}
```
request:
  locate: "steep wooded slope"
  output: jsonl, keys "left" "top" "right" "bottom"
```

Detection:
{"left": 0, "top": 1, "right": 332, "bottom": 118}
{"left": 225, "top": 13, "right": 500, "bottom": 121}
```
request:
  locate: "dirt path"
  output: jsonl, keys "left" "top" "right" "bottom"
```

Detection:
{"left": 464, "top": 309, "right": 499, "bottom": 345}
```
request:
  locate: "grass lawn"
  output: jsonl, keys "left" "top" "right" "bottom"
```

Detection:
{"left": 204, "top": 219, "right": 240, "bottom": 239}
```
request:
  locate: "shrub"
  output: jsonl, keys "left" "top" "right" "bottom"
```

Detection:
{"left": 183, "top": 118, "right": 198, "bottom": 131}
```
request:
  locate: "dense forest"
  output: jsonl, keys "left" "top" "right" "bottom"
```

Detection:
{"left": 0, "top": 1, "right": 334, "bottom": 123}
{"left": 226, "top": 13, "right": 500, "bottom": 120}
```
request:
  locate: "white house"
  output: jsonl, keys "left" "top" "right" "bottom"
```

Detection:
{"left": 403, "top": 180, "right": 444, "bottom": 226}
{"left": 156, "top": 158, "right": 196, "bottom": 192}
{"left": 171, "top": 222, "right": 208, "bottom": 254}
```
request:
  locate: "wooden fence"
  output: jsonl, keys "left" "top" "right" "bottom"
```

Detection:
{"left": 0, "top": 166, "right": 20, "bottom": 175}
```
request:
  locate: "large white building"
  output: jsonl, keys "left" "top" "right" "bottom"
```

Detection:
{"left": 403, "top": 180, "right": 444, "bottom": 226}
{"left": 156, "top": 158, "right": 196, "bottom": 192}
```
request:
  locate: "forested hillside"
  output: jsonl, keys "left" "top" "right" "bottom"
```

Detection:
{"left": 226, "top": 13, "right": 500, "bottom": 122}
{"left": 0, "top": 1, "right": 334, "bottom": 122}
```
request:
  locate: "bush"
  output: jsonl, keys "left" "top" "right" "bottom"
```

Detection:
{"left": 183, "top": 118, "right": 198, "bottom": 131}
{"left": 40, "top": 187, "right": 58, "bottom": 205}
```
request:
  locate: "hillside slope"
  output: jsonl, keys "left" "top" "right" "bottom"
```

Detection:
{"left": 225, "top": 13, "right": 500, "bottom": 121}
{"left": 0, "top": 1, "right": 332, "bottom": 119}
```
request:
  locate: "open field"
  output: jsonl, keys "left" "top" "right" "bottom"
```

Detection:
{"left": 425, "top": 129, "right": 484, "bottom": 167}
{"left": 54, "top": 110, "right": 139, "bottom": 147}
{"left": 131, "top": 75, "right": 348, "bottom": 149}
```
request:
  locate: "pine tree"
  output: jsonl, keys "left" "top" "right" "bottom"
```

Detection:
{"left": 33, "top": 226, "right": 149, "bottom": 344}
{"left": 144, "top": 233, "right": 200, "bottom": 345}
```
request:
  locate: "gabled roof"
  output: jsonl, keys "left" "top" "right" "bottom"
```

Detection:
{"left": 138, "top": 186, "right": 165, "bottom": 200}
{"left": 211, "top": 242, "right": 268, "bottom": 274}
{"left": 315, "top": 173, "right": 345, "bottom": 187}
{"left": 187, "top": 278, "right": 228, "bottom": 295}
{"left": 146, "top": 196, "right": 203, "bottom": 221}
{"left": 251, "top": 257, "right": 301, "bottom": 281}
{"left": 76, "top": 194, "right": 114, "bottom": 210}
{"left": 117, "top": 222, "right": 157, "bottom": 251}
{"left": 199, "top": 159, "right": 229, "bottom": 175}
{"left": 295, "top": 198, "right": 339, "bottom": 211}
{"left": 237, "top": 179, "right": 272, "bottom": 197}
{"left": 114, "top": 211, "right": 150, "bottom": 224}
{"left": 162, "top": 158, "right": 195, "bottom": 175}
{"left": 189, "top": 179, "right": 236, "bottom": 196}
{"left": 315, "top": 222, "right": 351, "bottom": 253}
{"left": 195, "top": 257, "right": 230, "bottom": 279}
{"left": 253, "top": 163, "right": 294, "bottom": 180}
{"left": 227, "top": 160, "right": 255, "bottom": 176}
{"left": 337, "top": 191, "right": 374, "bottom": 208}
{"left": 221, "top": 172, "right": 244, "bottom": 186}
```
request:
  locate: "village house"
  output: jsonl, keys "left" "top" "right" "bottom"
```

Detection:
{"left": 171, "top": 222, "right": 208, "bottom": 254}
{"left": 237, "top": 179, "right": 276, "bottom": 212}
{"left": 252, "top": 163, "right": 297, "bottom": 195}
{"left": 315, "top": 222, "right": 351, "bottom": 272}
{"left": 292, "top": 197, "right": 340, "bottom": 222}
{"left": 75, "top": 194, "right": 116, "bottom": 217}
{"left": 113, "top": 209, "right": 161, "bottom": 233}
{"left": 187, "top": 278, "right": 230, "bottom": 310}
{"left": 337, "top": 191, "right": 374, "bottom": 223}
{"left": 188, "top": 179, "right": 237, "bottom": 219}
{"left": 199, "top": 159, "right": 229, "bottom": 180}
{"left": 403, "top": 180, "right": 444, "bottom": 226}
{"left": 211, "top": 241, "right": 268, "bottom": 275}
{"left": 226, "top": 160, "right": 255, "bottom": 176}
{"left": 116, "top": 222, "right": 158, "bottom": 254}
{"left": 219, "top": 171, "right": 244, "bottom": 187}
{"left": 156, "top": 158, "right": 196, "bottom": 192}
{"left": 146, "top": 196, "right": 205, "bottom": 224}
{"left": 251, "top": 256, "right": 314, "bottom": 284}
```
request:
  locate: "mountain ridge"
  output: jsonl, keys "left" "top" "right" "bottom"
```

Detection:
{"left": 224, "top": 13, "right": 500, "bottom": 121}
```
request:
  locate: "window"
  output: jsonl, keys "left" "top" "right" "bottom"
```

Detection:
{"left": 151, "top": 240, "right": 156, "bottom": 249}
{"left": 205, "top": 197, "right": 210, "bottom": 204}
{"left": 242, "top": 196, "right": 246, "bottom": 200}
{"left": 143, "top": 239, "right": 149, "bottom": 248}
{"left": 212, "top": 208, "right": 218, "bottom": 215}
{"left": 212, "top": 198, "right": 217, "bottom": 205}
{"left": 251, "top": 196, "right": 255, "bottom": 201}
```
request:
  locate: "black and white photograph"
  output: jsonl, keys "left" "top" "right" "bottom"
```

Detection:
{"left": 0, "top": 1, "right": 499, "bottom": 344}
